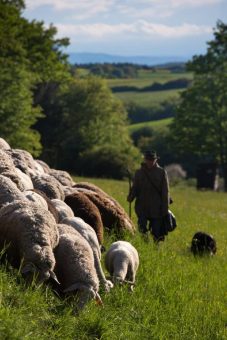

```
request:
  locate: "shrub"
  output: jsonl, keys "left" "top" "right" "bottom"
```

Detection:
{"left": 76, "top": 145, "right": 140, "bottom": 179}
{"left": 165, "top": 163, "right": 187, "bottom": 185}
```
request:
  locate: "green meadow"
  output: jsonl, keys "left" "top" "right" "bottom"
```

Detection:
{"left": 114, "top": 89, "right": 182, "bottom": 107}
{"left": 1, "top": 177, "right": 227, "bottom": 339}
{"left": 107, "top": 70, "right": 192, "bottom": 89}
{"left": 128, "top": 117, "right": 173, "bottom": 134}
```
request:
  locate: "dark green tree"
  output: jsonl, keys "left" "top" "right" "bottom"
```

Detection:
{"left": 58, "top": 77, "right": 140, "bottom": 178}
{"left": 170, "top": 21, "right": 227, "bottom": 188}
{"left": 0, "top": 0, "right": 70, "bottom": 155}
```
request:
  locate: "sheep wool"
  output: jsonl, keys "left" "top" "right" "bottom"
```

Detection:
{"left": 15, "top": 168, "right": 34, "bottom": 191}
{"left": 0, "top": 174, "right": 25, "bottom": 208}
{"left": 32, "top": 174, "right": 65, "bottom": 200}
{"left": 0, "top": 149, "right": 25, "bottom": 191}
{"left": 64, "top": 191, "right": 104, "bottom": 245}
{"left": 24, "top": 190, "right": 49, "bottom": 210}
{"left": 62, "top": 217, "right": 113, "bottom": 292}
{"left": 36, "top": 159, "right": 51, "bottom": 174}
{"left": 0, "top": 200, "right": 59, "bottom": 283}
{"left": 51, "top": 199, "right": 74, "bottom": 223}
{"left": 105, "top": 241, "right": 139, "bottom": 289}
{"left": 76, "top": 187, "right": 135, "bottom": 234}
{"left": 0, "top": 138, "right": 11, "bottom": 150}
{"left": 49, "top": 169, "right": 75, "bottom": 187}
{"left": 54, "top": 223, "right": 102, "bottom": 310}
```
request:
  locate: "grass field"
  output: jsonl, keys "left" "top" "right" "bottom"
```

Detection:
{"left": 107, "top": 70, "right": 192, "bottom": 89}
{"left": 115, "top": 89, "right": 182, "bottom": 107}
{"left": 1, "top": 177, "right": 227, "bottom": 339}
{"left": 128, "top": 117, "right": 173, "bottom": 134}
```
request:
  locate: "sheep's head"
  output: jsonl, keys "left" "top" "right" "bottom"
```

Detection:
{"left": 21, "top": 259, "right": 60, "bottom": 286}
{"left": 63, "top": 283, "right": 103, "bottom": 311}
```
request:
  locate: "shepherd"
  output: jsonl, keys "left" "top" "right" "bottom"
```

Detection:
{"left": 127, "top": 150, "right": 171, "bottom": 243}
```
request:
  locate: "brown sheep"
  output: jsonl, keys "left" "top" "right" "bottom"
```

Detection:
{"left": 64, "top": 191, "right": 104, "bottom": 245}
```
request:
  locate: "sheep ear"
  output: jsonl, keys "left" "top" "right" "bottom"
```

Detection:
{"left": 49, "top": 270, "right": 60, "bottom": 285}
{"left": 95, "top": 292, "right": 103, "bottom": 307}
{"left": 21, "top": 263, "right": 36, "bottom": 274}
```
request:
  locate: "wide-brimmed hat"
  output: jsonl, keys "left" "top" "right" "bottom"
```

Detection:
{"left": 143, "top": 150, "right": 159, "bottom": 160}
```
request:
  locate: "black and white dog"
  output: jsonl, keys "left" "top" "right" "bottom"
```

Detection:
{"left": 191, "top": 231, "right": 217, "bottom": 256}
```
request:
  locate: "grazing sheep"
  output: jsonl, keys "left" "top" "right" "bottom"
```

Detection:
{"left": 0, "top": 138, "right": 11, "bottom": 150}
{"left": 64, "top": 191, "right": 104, "bottom": 245}
{"left": 0, "top": 149, "right": 25, "bottom": 191}
{"left": 14, "top": 149, "right": 38, "bottom": 174}
{"left": 62, "top": 217, "right": 113, "bottom": 292}
{"left": 63, "top": 185, "right": 75, "bottom": 197}
{"left": 49, "top": 169, "right": 75, "bottom": 187}
{"left": 6, "top": 148, "right": 31, "bottom": 176}
{"left": 32, "top": 174, "right": 65, "bottom": 200}
{"left": 36, "top": 159, "right": 51, "bottom": 174}
{"left": 51, "top": 199, "right": 74, "bottom": 223}
{"left": 15, "top": 168, "right": 34, "bottom": 191}
{"left": 75, "top": 187, "right": 135, "bottom": 234}
{"left": 74, "top": 181, "right": 122, "bottom": 208}
{"left": 54, "top": 223, "right": 103, "bottom": 311}
{"left": 191, "top": 231, "right": 217, "bottom": 256}
{"left": 25, "top": 190, "right": 49, "bottom": 210}
{"left": 0, "top": 174, "right": 25, "bottom": 208}
{"left": 0, "top": 200, "right": 59, "bottom": 283}
{"left": 105, "top": 241, "right": 139, "bottom": 290}
{"left": 26, "top": 189, "right": 60, "bottom": 223}
{"left": 33, "top": 160, "right": 45, "bottom": 176}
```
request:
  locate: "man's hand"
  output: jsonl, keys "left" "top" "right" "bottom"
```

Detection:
{"left": 127, "top": 195, "right": 133, "bottom": 203}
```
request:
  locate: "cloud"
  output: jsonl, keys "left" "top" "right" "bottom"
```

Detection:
{"left": 26, "top": 0, "right": 223, "bottom": 20}
{"left": 117, "top": 0, "right": 223, "bottom": 19}
{"left": 56, "top": 21, "right": 212, "bottom": 40}
{"left": 26, "top": 0, "right": 113, "bottom": 12}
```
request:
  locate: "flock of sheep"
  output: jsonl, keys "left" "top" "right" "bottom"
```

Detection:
{"left": 0, "top": 137, "right": 139, "bottom": 312}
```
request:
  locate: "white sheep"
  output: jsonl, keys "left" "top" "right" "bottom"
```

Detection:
{"left": 24, "top": 190, "right": 49, "bottom": 210}
{"left": 54, "top": 223, "right": 103, "bottom": 311}
{"left": 62, "top": 216, "right": 113, "bottom": 292}
{"left": 36, "top": 159, "right": 51, "bottom": 174}
{"left": 51, "top": 199, "right": 74, "bottom": 223}
{"left": 49, "top": 169, "right": 75, "bottom": 187}
{"left": 0, "top": 149, "right": 25, "bottom": 191}
{"left": 0, "top": 200, "right": 59, "bottom": 284}
{"left": 15, "top": 168, "right": 34, "bottom": 191}
{"left": 105, "top": 241, "right": 139, "bottom": 290}
{"left": 31, "top": 174, "right": 65, "bottom": 200}
{"left": 0, "top": 174, "right": 25, "bottom": 208}
{"left": 0, "top": 138, "right": 11, "bottom": 150}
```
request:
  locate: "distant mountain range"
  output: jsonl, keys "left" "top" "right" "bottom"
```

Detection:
{"left": 68, "top": 52, "right": 190, "bottom": 66}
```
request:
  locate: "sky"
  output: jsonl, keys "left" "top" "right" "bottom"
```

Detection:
{"left": 24, "top": 0, "right": 227, "bottom": 58}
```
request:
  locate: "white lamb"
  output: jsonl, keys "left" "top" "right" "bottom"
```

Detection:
{"left": 54, "top": 224, "right": 103, "bottom": 311}
{"left": 105, "top": 241, "right": 139, "bottom": 290}
{"left": 62, "top": 216, "right": 113, "bottom": 292}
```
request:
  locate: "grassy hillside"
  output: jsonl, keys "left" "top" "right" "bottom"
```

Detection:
{"left": 128, "top": 117, "right": 173, "bottom": 134}
{"left": 115, "top": 89, "right": 182, "bottom": 107}
{"left": 107, "top": 69, "right": 192, "bottom": 89}
{"left": 1, "top": 177, "right": 227, "bottom": 339}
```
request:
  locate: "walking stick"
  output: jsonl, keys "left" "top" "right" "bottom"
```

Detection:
{"left": 126, "top": 169, "right": 132, "bottom": 219}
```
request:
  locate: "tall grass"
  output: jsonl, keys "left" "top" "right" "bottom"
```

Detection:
{"left": 1, "top": 178, "right": 227, "bottom": 339}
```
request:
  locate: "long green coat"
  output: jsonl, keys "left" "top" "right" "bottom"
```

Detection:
{"left": 128, "top": 163, "right": 169, "bottom": 218}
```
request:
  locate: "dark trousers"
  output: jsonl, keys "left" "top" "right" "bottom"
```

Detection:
{"left": 138, "top": 215, "right": 164, "bottom": 242}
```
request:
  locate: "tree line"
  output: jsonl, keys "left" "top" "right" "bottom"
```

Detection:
{"left": 1, "top": 1, "right": 226, "bottom": 186}
{"left": 0, "top": 0, "right": 140, "bottom": 179}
